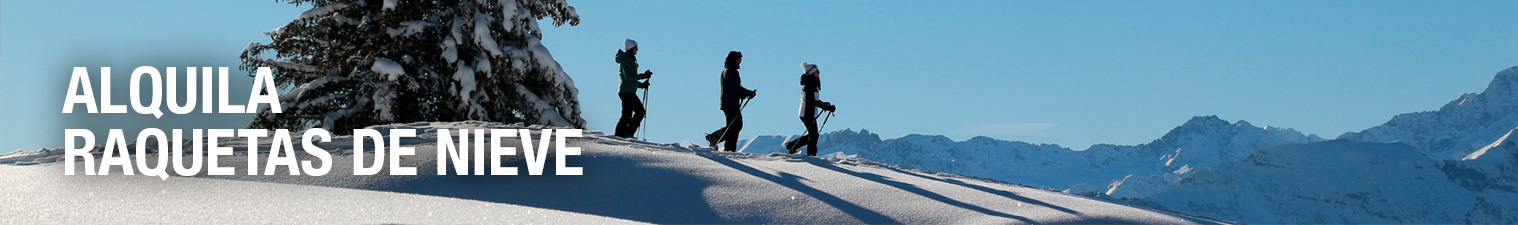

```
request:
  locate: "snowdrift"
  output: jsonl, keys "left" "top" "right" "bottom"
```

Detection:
{"left": 0, "top": 121, "right": 1221, "bottom": 224}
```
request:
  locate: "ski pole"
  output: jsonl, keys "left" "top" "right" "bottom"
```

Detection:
{"left": 798, "top": 111, "right": 833, "bottom": 136}
{"left": 788, "top": 111, "right": 832, "bottom": 154}
{"left": 639, "top": 77, "right": 650, "bottom": 140}
{"left": 713, "top": 98, "right": 750, "bottom": 147}
{"left": 819, "top": 111, "right": 833, "bottom": 132}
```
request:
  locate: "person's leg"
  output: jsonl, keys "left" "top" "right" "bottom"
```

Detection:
{"left": 615, "top": 93, "right": 640, "bottom": 137}
{"left": 784, "top": 117, "right": 807, "bottom": 154}
{"left": 707, "top": 110, "right": 737, "bottom": 149}
{"left": 625, "top": 93, "right": 645, "bottom": 136}
{"left": 722, "top": 110, "right": 743, "bottom": 152}
{"left": 804, "top": 118, "right": 819, "bottom": 156}
{"left": 707, "top": 127, "right": 726, "bottom": 141}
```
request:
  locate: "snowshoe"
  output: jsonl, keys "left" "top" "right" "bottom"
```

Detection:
{"left": 704, "top": 132, "right": 722, "bottom": 151}
{"left": 783, "top": 137, "right": 802, "bottom": 154}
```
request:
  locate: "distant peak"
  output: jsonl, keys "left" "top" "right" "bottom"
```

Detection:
{"left": 1180, "top": 115, "right": 1230, "bottom": 128}
{"left": 1495, "top": 66, "right": 1518, "bottom": 82}
{"left": 1153, "top": 115, "right": 1282, "bottom": 145}
{"left": 1154, "top": 116, "right": 1235, "bottom": 143}
{"left": 1235, "top": 120, "right": 1254, "bottom": 128}
{"left": 823, "top": 128, "right": 881, "bottom": 141}
{"left": 1480, "top": 66, "right": 1518, "bottom": 98}
{"left": 828, "top": 128, "right": 869, "bottom": 135}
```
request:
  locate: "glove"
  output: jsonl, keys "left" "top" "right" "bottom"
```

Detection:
{"left": 638, "top": 81, "right": 650, "bottom": 88}
{"left": 821, "top": 103, "right": 836, "bottom": 112}
{"left": 748, "top": 90, "right": 758, "bottom": 99}
{"left": 642, "top": 70, "right": 653, "bottom": 78}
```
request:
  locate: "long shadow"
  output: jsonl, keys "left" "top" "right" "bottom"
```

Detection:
{"left": 801, "top": 159, "right": 1036, "bottom": 224}
{"left": 222, "top": 139, "right": 727, "bottom": 224}
{"left": 702, "top": 155, "right": 902, "bottom": 224}
{"left": 379, "top": 153, "right": 726, "bottom": 224}
{"left": 878, "top": 167, "right": 1223, "bottom": 225}
{"left": 878, "top": 166, "right": 1083, "bottom": 216}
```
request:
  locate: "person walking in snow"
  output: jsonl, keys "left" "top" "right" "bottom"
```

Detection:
{"left": 706, "top": 51, "right": 756, "bottom": 151}
{"left": 784, "top": 62, "right": 835, "bottom": 156}
{"left": 614, "top": 39, "right": 653, "bottom": 139}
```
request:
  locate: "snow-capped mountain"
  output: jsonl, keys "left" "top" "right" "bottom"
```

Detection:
{"left": 1339, "top": 66, "right": 1518, "bottom": 194}
{"left": 1341, "top": 67, "right": 1518, "bottom": 160}
{"left": 1450, "top": 127, "right": 1518, "bottom": 193}
{"left": 1144, "top": 140, "right": 1516, "bottom": 224}
{"left": 1125, "top": 66, "right": 1518, "bottom": 223}
{"left": 741, "top": 67, "right": 1518, "bottom": 224}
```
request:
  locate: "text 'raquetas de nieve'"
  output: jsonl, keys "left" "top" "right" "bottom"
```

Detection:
{"left": 59, "top": 66, "right": 585, "bottom": 180}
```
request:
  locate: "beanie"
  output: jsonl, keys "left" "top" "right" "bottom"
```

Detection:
{"left": 623, "top": 38, "right": 638, "bottom": 51}
{"left": 801, "top": 62, "right": 818, "bottom": 75}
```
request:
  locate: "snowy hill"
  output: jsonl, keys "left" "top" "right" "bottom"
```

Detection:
{"left": 0, "top": 121, "right": 1221, "bottom": 224}
{"left": 0, "top": 164, "right": 639, "bottom": 224}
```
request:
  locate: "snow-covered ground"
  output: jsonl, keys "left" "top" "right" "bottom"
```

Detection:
{"left": 0, "top": 121, "right": 1221, "bottom": 224}
{"left": 0, "top": 164, "right": 639, "bottom": 224}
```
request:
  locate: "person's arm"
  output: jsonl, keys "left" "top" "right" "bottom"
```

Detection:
{"left": 813, "top": 92, "right": 834, "bottom": 111}
{"left": 811, "top": 99, "right": 831, "bottom": 109}
{"left": 637, "top": 70, "right": 652, "bottom": 88}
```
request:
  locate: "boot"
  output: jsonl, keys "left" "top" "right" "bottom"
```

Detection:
{"left": 784, "top": 137, "right": 802, "bottom": 154}
{"left": 705, "top": 132, "right": 722, "bottom": 150}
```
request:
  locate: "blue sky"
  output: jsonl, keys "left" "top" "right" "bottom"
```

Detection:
{"left": 3, "top": 0, "right": 1517, "bottom": 154}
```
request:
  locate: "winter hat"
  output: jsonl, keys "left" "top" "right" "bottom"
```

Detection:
{"left": 623, "top": 39, "right": 638, "bottom": 51}
{"left": 801, "top": 62, "right": 818, "bottom": 75}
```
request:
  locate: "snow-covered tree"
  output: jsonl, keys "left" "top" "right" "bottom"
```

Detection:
{"left": 241, "top": 0, "right": 583, "bottom": 133}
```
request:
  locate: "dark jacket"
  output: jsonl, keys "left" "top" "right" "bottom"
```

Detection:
{"left": 615, "top": 50, "right": 648, "bottom": 93}
{"left": 720, "top": 60, "right": 754, "bottom": 111}
{"left": 797, "top": 74, "right": 830, "bottom": 119}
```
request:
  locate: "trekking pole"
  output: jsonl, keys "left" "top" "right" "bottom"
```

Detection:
{"left": 713, "top": 98, "right": 750, "bottom": 148}
{"left": 798, "top": 111, "right": 834, "bottom": 136}
{"left": 787, "top": 110, "right": 833, "bottom": 154}
{"left": 819, "top": 111, "right": 834, "bottom": 131}
{"left": 639, "top": 78, "right": 650, "bottom": 140}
